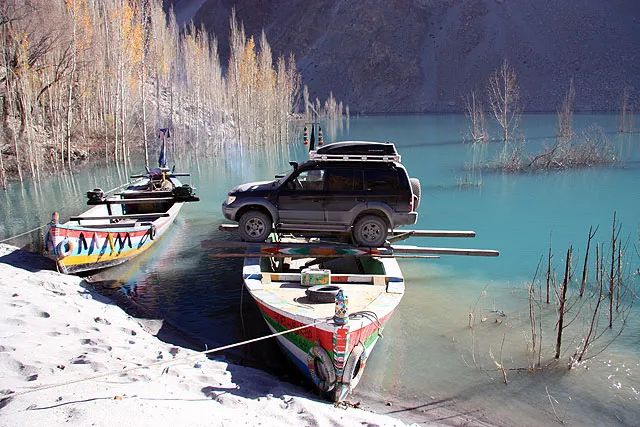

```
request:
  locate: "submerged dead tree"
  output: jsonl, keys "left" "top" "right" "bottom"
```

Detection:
{"left": 487, "top": 58, "right": 521, "bottom": 144}
{"left": 556, "top": 78, "right": 575, "bottom": 144}
{"left": 554, "top": 246, "right": 572, "bottom": 359}
{"left": 473, "top": 214, "right": 638, "bottom": 383}
{"left": 464, "top": 89, "right": 488, "bottom": 144}
{"left": 547, "top": 214, "right": 635, "bottom": 367}
{"left": 580, "top": 225, "right": 598, "bottom": 297}
{"left": 618, "top": 86, "right": 635, "bottom": 133}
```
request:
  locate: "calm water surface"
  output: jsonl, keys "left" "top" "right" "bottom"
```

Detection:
{"left": 1, "top": 114, "right": 638, "bottom": 426}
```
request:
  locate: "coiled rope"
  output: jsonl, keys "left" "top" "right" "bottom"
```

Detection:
{"left": 349, "top": 310, "right": 384, "bottom": 337}
{"left": 2, "top": 318, "right": 329, "bottom": 400}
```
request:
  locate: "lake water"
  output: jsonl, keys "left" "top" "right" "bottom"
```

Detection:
{"left": 1, "top": 114, "right": 639, "bottom": 426}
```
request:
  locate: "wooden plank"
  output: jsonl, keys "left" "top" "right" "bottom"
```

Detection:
{"left": 390, "top": 229, "right": 476, "bottom": 238}
{"left": 209, "top": 253, "right": 439, "bottom": 259}
{"left": 217, "top": 223, "right": 476, "bottom": 238}
{"left": 391, "top": 244, "right": 499, "bottom": 257}
{"left": 130, "top": 172, "right": 190, "bottom": 178}
{"left": 113, "top": 190, "right": 173, "bottom": 196}
{"left": 218, "top": 224, "right": 239, "bottom": 232}
{"left": 201, "top": 240, "right": 393, "bottom": 256}
{"left": 67, "top": 223, "right": 143, "bottom": 229}
{"left": 88, "top": 197, "right": 175, "bottom": 205}
{"left": 70, "top": 213, "right": 170, "bottom": 221}
{"left": 201, "top": 239, "right": 497, "bottom": 257}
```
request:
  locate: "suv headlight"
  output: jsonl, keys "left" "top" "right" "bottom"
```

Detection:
{"left": 225, "top": 195, "right": 236, "bottom": 205}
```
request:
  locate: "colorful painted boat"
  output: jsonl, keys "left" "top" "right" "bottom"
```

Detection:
{"left": 45, "top": 168, "right": 199, "bottom": 274}
{"left": 242, "top": 237, "right": 404, "bottom": 402}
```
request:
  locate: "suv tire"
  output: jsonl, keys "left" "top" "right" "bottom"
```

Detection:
{"left": 239, "top": 211, "right": 272, "bottom": 242}
{"left": 353, "top": 215, "right": 388, "bottom": 247}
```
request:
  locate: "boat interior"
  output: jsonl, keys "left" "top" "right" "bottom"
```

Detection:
{"left": 263, "top": 254, "right": 385, "bottom": 276}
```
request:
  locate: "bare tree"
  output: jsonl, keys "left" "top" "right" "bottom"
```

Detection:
{"left": 464, "top": 89, "right": 488, "bottom": 143}
{"left": 580, "top": 225, "right": 598, "bottom": 296}
{"left": 487, "top": 58, "right": 521, "bottom": 143}
{"left": 555, "top": 246, "right": 572, "bottom": 359}
{"left": 556, "top": 78, "right": 575, "bottom": 144}
{"left": 0, "top": 1, "right": 320, "bottom": 180}
{"left": 618, "top": 86, "right": 634, "bottom": 133}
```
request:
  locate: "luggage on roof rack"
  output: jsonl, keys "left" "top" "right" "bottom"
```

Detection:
{"left": 309, "top": 141, "right": 401, "bottom": 162}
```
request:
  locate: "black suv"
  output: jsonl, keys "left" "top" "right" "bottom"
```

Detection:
{"left": 222, "top": 141, "right": 421, "bottom": 247}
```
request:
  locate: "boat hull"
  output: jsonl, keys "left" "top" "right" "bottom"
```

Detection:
{"left": 45, "top": 201, "right": 183, "bottom": 274}
{"left": 242, "top": 247, "right": 404, "bottom": 401}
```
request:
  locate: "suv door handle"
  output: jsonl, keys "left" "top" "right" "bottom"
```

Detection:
{"left": 312, "top": 199, "right": 321, "bottom": 203}
{"left": 355, "top": 198, "right": 365, "bottom": 202}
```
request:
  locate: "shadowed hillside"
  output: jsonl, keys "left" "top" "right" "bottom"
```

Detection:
{"left": 171, "top": 0, "right": 640, "bottom": 114}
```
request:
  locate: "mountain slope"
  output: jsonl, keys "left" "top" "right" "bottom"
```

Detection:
{"left": 179, "top": 0, "right": 640, "bottom": 113}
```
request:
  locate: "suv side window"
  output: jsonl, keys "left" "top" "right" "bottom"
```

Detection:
{"left": 326, "top": 168, "right": 363, "bottom": 191}
{"left": 364, "top": 168, "right": 398, "bottom": 191}
{"left": 296, "top": 169, "right": 325, "bottom": 191}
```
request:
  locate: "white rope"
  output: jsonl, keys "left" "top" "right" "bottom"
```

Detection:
{"left": 2, "top": 318, "right": 330, "bottom": 400}
{"left": 0, "top": 224, "right": 48, "bottom": 243}
{"left": 0, "top": 180, "right": 135, "bottom": 244}
{"left": 0, "top": 179, "right": 137, "bottom": 244}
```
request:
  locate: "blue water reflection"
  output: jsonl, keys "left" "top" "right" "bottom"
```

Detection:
{"left": 1, "top": 114, "right": 638, "bottom": 425}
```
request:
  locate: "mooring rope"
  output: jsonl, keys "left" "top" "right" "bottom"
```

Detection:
{"left": 1, "top": 318, "right": 330, "bottom": 401}
{"left": 0, "top": 178, "right": 142, "bottom": 245}
{"left": 0, "top": 224, "right": 49, "bottom": 243}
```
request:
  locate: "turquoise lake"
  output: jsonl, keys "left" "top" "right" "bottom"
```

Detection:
{"left": 1, "top": 114, "right": 638, "bottom": 426}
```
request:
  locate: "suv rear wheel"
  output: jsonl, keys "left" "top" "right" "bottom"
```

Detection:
{"left": 353, "top": 215, "right": 388, "bottom": 247}
{"left": 238, "top": 211, "right": 272, "bottom": 242}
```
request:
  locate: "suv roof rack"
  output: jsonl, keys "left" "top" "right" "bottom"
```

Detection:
{"left": 309, "top": 141, "right": 401, "bottom": 162}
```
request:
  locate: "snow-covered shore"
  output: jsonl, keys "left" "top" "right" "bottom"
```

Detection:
{"left": 0, "top": 243, "right": 416, "bottom": 427}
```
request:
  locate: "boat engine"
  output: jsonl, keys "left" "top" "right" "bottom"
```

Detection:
{"left": 86, "top": 188, "right": 105, "bottom": 203}
{"left": 173, "top": 184, "right": 198, "bottom": 202}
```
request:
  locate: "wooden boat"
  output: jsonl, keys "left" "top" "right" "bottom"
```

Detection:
{"left": 202, "top": 227, "right": 497, "bottom": 401}
{"left": 242, "top": 236, "right": 405, "bottom": 402}
{"left": 45, "top": 129, "right": 199, "bottom": 274}
{"left": 45, "top": 168, "right": 199, "bottom": 274}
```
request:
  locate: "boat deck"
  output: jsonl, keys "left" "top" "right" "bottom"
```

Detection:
{"left": 257, "top": 279, "right": 387, "bottom": 319}
{"left": 244, "top": 252, "right": 404, "bottom": 321}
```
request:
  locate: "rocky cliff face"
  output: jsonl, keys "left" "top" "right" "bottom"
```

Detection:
{"left": 178, "top": 0, "right": 640, "bottom": 113}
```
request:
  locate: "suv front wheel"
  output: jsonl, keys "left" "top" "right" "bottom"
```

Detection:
{"left": 353, "top": 215, "right": 388, "bottom": 247}
{"left": 238, "top": 210, "right": 272, "bottom": 242}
